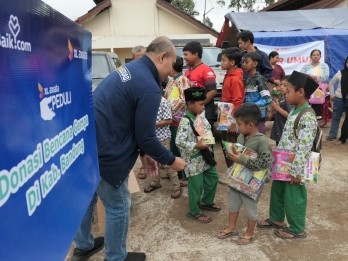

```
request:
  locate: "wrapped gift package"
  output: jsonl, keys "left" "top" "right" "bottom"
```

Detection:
{"left": 272, "top": 150, "right": 320, "bottom": 184}
{"left": 220, "top": 141, "right": 268, "bottom": 200}
{"left": 216, "top": 102, "right": 235, "bottom": 131}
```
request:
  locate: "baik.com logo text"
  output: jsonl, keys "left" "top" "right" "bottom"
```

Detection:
{"left": 0, "top": 15, "right": 31, "bottom": 52}
{"left": 38, "top": 83, "right": 72, "bottom": 121}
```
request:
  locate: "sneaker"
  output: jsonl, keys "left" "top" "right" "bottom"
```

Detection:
{"left": 72, "top": 236, "right": 104, "bottom": 261}
{"left": 125, "top": 252, "right": 146, "bottom": 261}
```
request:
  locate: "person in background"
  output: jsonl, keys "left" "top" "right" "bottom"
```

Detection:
{"left": 300, "top": 49, "right": 329, "bottom": 120}
{"left": 270, "top": 76, "right": 293, "bottom": 145}
{"left": 327, "top": 56, "right": 348, "bottom": 142}
{"left": 242, "top": 52, "right": 272, "bottom": 134}
{"left": 219, "top": 47, "right": 244, "bottom": 167}
{"left": 131, "top": 45, "right": 146, "bottom": 61}
{"left": 183, "top": 41, "right": 217, "bottom": 133}
{"left": 269, "top": 51, "right": 285, "bottom": 86}
{"left": 237, "top": 30, "right": 273, "bottom": 82}
{"left": 164, "top": 56, "right": 191, "bottom": 187}
{"left": 71, "top": 36, "right": 186, "bottom": 261}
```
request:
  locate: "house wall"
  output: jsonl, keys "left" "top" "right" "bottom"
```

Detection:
{"left": 336, "top": 0, "right": 348, "bottom": 7}
{"left": 80, "top": 0, "right": 216, "bottom": 63}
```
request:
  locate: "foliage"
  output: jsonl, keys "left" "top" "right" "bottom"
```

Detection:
{"left": 171, "top": 0, "right": 199, "bottom": 16}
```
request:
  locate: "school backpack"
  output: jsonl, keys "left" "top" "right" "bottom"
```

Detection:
{"left": 293, "top": 107, "right": 323, "bottom": 153}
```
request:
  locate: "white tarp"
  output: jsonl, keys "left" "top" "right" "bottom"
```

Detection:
{"left": 255, "top": 40, "right": 325, "bottom": 75}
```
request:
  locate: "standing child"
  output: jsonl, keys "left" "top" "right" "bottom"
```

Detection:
{"left": 258, "top": 71, "right": 318, "bottom": 239}
{"left": 270, "top": 76, "right": 293, "bottom": 145}
{"left": 176, "top": 87, "right": 220, "bottom": 224}
{"left": 183, "top": 41, "right": 217, "bottom": 132}
{"left": 164, "top": 56, "right": 191, "bottom": 187}
{"left": 217, "top": 103, "right": 273, "bottom": 244}
{"left": 243, "top": 52, "right": 272, "bottom": 134}
{"left": 143, "top": 96, "right": 182, "bottom": 199}
{"left": 220, "top": 47, "right": 245, "bottom": 167}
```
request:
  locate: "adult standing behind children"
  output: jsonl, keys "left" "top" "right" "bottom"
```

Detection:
{"left": 258, "top": 71, "right": 318, "bottom": 240}
{"left": 327, "top": 56, "right": 348, "bottom": 142}
{"left": 220, "top": 47, "right": 244, "bottom": 167}
{"left": 164, "top": 56, "right": 191, "bottom": 186}
{"left": 269, "top": 51, "right": 285, "bottom": 86}
{"left": 237, "top": 30, "right": 273, "bottom": 82}
{"left": 183, "top": 41, "right": 217, "bottom": 132}
{"left": 71, "top": 36, "right": 186, "bottom": 261}
{"left": 300, "top": 49, "right": 329, "bottom": 120}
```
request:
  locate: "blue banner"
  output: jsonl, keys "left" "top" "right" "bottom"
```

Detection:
{"left": 0, "top": 0, "right": 100, "bottom": 260}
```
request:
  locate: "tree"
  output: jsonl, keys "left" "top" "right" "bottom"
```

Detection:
{"left": 227, "top": 0, "right": 275, "bottom": 12}
{"left": 203, "top": 16, "right": 213, "bottom": 28}
{"left": 171, "top": 0, "right": 199, "bottom": 16}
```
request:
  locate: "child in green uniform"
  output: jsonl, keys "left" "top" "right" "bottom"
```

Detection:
{"left": 176, "top": 87, "right": 220, "bottom": 224}
{"left": 258, "top": 70, "right": 319, "bottom": 239}
{"left": 217, "top": 103, "right": 273, "bottom": 244}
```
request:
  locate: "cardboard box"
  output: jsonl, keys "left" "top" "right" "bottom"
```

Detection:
{"left": 95, "top": 170, "right": 140, "bottom": 233}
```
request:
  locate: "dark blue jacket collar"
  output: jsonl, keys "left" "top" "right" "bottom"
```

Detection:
{"left": 140, "top": 55, "right": 161, "bottom": 87}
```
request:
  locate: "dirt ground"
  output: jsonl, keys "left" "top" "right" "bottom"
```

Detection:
{"left": 66, "top": 120, "right": 348, "bottom": 261}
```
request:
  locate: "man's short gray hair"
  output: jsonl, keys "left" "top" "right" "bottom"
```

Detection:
{"left": 146, "top": 36, "right": 175, "bottom": 56}
{"left": 131, "top": 45, "right": 146, "bottom": 57}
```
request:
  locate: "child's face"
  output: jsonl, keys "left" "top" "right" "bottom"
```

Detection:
{"left": 279, "top": 79, "right": 288, "bottom": 95}
{"left": 236, "top": 117, "right": 255, "bottom": 136}
{"left": 220, "top": 54, "right": 235, "bottom": 71}
{"left": 285, "top": 83, "right": 304, "bottom": 105}
{"left": 242, "top": 57, "right": 257, "bottom": 72}
{"left": 187, "top": 100, "right": 205, "bottom": 115}
{"left": 183, "top": 51, "right": 199, "bottom": 67}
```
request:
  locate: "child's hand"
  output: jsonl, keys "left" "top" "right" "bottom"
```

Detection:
{"left": 289, "top": 175, "right": 301, "bottom": 184}
{"left": 228, "top": 122, "right": 238, "bottom": 134}
{"left": 195, "top": 139, "right": 209, "bottom": 150}
{"left": 228, "top": 150, "right": 241, "bottom": 162}
{"left": 271, "top": 100, "right": 280, "bottom": 110}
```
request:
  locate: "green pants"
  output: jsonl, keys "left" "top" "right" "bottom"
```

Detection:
{"left": 270, "top": 180, "right": 307, "bottom": 233}
{"left": 187, "top": 167, "right": 219, "bottom": 215}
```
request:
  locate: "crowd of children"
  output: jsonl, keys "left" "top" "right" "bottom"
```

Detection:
{"left": 138, "top": 40, "right": 327, "bottom": 245}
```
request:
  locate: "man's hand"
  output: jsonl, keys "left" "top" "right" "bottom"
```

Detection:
{"left": 195, "top": 139, "right": 209, "bottom": 150}
{"left": 170, "top": 157, "right": 186, "bottom": 171}
{"left": 142, "top": 155, "right": 158, "bottom": 177}
{"left": 228, "top": 150, "right": 241, "bottom": 163}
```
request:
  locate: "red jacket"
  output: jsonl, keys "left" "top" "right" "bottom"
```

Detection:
{"left": 221, "top": 68, "right": 245, "bottom": 114}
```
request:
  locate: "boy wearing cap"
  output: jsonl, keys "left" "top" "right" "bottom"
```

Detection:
{"left": 176, "top": 87, "right": 220, "bottom": 224}
{"left": 258, "top": 71, "right": 319, "bottom": 239}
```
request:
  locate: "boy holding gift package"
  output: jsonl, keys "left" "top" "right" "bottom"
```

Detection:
{"left": 258, "top": 70, "right": 318, "bottom": 239}
{"left": 220, "top": 47, "right": 245, "bottom": 167}
{"left": 217, "top": 103, "right": 273, "bottom": 244}
{"left": 176, "top": 87, "right": 220, "bottom": 224}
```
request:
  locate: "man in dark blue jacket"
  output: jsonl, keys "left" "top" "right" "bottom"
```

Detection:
{"left": 237, "top": 30, "right": 273, "bottom": 82}
{"left": 72, "top": 36, "right": 186, "bottom": 261}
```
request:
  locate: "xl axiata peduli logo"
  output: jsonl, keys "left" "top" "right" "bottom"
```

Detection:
{"left": 38, "top": 83, "right": 72, "bottom": 121}
{"left": 0, "top": 15, "right": 32, "bottom": 52}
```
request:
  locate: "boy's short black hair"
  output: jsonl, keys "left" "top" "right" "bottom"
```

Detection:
{"left": 172, "top": 56, "right": 184, "bottom": 72}
{"left": 221, "top": 47, "right": 242, "bottom": 66}
{"left": 244, "top": 52, "right": 261, "bottom": 64}
{"left": 281, "top": 75, "right": 290, "bottom": 81}
{"left": 288, "top": 71, "right": 318, "bottom": 99}
{"left": 237, "top": 30, "right": 254, "bottom": 44}
{"left": 234, "top": 103, "right": 261, "bottom": 126}
{"left": 183, "top": 41, "right": 203, "bottom": 58}
{"left": 268, "top": 51, "right": 279, "bottom": 59}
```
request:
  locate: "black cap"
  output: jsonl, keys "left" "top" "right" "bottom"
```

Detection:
{"left": 184, "top": 87, "right": 206, "bottom": 102}
{"left": 288, "top": 70, "right": 319, "bottom": 97}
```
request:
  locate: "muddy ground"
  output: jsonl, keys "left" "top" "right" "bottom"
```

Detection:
{"left": 66, "top": 120, "right": 348, "bottom": 261}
